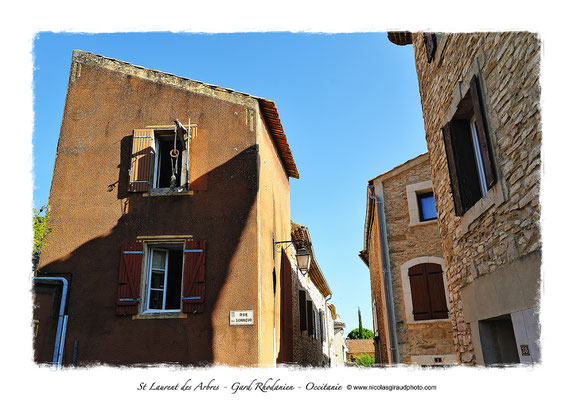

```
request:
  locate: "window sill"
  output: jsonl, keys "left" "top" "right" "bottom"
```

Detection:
{"left": 143, "top": 188, "right": 194, "bottom": 197}
{"left": 132, "top": 311, "right": 187, "bottom": 320}
{"left": 407, "top": 317, "right": 450, "bottom": 325}
{"left": 408, "top": 219, "right": 438, "bottom": 227}
{"left": 458, "top": 182, "right": 504, "bottom": 236}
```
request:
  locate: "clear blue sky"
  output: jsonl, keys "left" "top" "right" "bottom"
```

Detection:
{"left": 33, "top": 32, "right": 427, "bottom": 333}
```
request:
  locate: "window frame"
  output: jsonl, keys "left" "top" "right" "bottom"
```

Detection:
{"left": 442, "top": 74, "right": 497, "bottom": 216}
{"left": 142, "top": 242, "right": 185, "bottom": 314}
{"left": 406, "top": 180, "right": 438, "bottom": 226}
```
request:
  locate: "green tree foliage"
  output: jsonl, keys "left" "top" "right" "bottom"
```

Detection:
{"left": 347, "top": 327, "right": 374, "bottom": 339}
{"left": 33, "top": 205, "right": 52, "bottom": 268}
{"left": 354, "top": 353, "right": 375, "bottom": 367}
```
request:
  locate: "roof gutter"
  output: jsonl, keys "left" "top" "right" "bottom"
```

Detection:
{"left": 368, "top": 185, "right": 400, "bottom": 365}
{"left": 34, "top": 277, "right": 69, "bottom": 367}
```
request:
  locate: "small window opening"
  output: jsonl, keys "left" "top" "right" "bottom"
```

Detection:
{"left": 417, "top": 192, "right": 438, "bottom": 221}
{"left": 154, "top": 131, "right": 184, "bottom": 189}
{"left": 146, "top": 244, "right": 184, "bottom": 311}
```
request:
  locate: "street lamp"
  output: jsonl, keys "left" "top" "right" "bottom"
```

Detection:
{"left": 274, "top": 238, "right": 312, "bottom": 275}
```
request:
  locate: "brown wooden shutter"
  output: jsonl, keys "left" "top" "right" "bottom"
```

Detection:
{"left": 409, "top": 264, "right": 431, "bottom": 321}
{"left": 128, "top": 129, "right": 155, "bottom": 192}
{"left": 116, "top": 242, "right": 143, "bottom": 315}
{"left": 299, "top": 290, "right": 307, "bottom": 331}
{"left": 442, "top": 123, "right": 463, "bottom": 216}
{"left": 470, "top": 75, "right": 496, "bottom": 189}
{"left": 182, "top": 239, "right": 206, "bottom": 313}
{"left": 424, "top": 33, "right": 437, "bottom": 63}
{"left": 307, "top": 301, "right": 314, "bottom": 337}
{"left": 426, "top": 264, "right": 449, "bottom": 319}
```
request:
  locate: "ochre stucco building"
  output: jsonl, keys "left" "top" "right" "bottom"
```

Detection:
{"left": 34, "top": 50, "right": 305, "bottom": 367}
{"left": 388, "top": 32, "right": 541, "bottom": 365}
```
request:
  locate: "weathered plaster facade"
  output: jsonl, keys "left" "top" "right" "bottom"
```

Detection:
{"left": 34, "top": 50, "right": 299, "bottom": 367}
{"left": 406, "top": 32, "right": 542, "bottom": 365}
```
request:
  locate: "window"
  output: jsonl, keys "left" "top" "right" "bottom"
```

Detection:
{"left": 408, "top": 263, "right": 448, "bottom": 321}
{"left": 423, "top": 33, "right": 437, "bottom": 63}
{"left": 442, "top": 75, "right": 496, "bottom": 215}
{"left": 128, "top": 122, "right": 197, "bottom": 194}
{"left": 145, "top": 244, "right": 183, "bottom": 311}
{"left": 299, "top": 290, "right": 307, "bottom": 332}
{"left": 115, "top": 239, "right": 206, "bottom": 316}
{"left": 406, "top": 180, "right": 437, "bottom": 225}
{"left": 307, "top": 300, "right": 315, "bottom": 338}
{"left": 417, "top": 192, "right": 437, "bottom": 221}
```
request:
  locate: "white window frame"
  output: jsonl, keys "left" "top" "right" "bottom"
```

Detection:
{"left": 142, "top": 242, "right": 185, "bottom": 314}
{"left": 406, "top": 180, "right": 438, "bottom": 226}
{"left": 469, "top": 116, "right": 489, "bottom": 197}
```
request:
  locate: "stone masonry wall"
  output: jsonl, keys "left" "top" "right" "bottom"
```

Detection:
{"left": 377, "top": 155, "right": 456, "bottom": 364}
{"left": 412, "top": 33, "right": 541, "bottom": 364}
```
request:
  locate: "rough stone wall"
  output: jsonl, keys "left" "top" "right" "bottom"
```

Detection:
{"left": 377, "top": 155, "right": 455, "bottom": 363}
{"left": 412, "top": 32, "right": 541, "bottom": 364}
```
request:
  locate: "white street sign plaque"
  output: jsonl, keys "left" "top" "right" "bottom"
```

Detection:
{"left": 230, "top": 310, "right": 254, "bottom": 325}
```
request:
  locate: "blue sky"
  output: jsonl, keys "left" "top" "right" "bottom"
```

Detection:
{"left": 33, "top": 32, "right": 427, "bottom": 332}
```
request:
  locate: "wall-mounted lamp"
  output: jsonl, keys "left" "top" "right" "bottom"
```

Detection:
{"left": 274, "top": 238, "right": 312, "bottom": 275}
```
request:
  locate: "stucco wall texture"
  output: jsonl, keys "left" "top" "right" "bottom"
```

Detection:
{"left": 411, "top": 32, "right": 541, "bottom": 364}
{"left": 37, "top": 50, "right": 293, "bottom": 366}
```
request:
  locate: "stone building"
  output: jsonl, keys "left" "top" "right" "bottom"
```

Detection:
{"left": 359, "top": 153, "right": 457, "bottom": 366}
{"left": 387, "top": 32, "right": 541, "bottom": 365}
{"left": 33, "top": 50, "right": 306, "bottom": 367}
{"left": 283, "top": 222, "right": 336, "bottom": 367}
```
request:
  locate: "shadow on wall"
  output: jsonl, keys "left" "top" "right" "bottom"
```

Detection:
{"left": 35, "top": 145, "right": 260, "bottom": 366}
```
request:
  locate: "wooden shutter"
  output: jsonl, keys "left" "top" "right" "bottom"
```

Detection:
{"left": 319, "top": 311, "right": 324, "bottom": 342}
{"left": 470, "top": 75, "right": 496, "bottom": 189}
{"left": 116, "top": 242, "right": 143, "bottom": 315}
{"left": 424, "top": 33, "right": 437, "bottom": 63}
{"left": 128, "top": 129, "right": 155, "bottom": 192}
{"left": 299, "top": 290, "right": 307, "bottom": 331}
{"left": 426, "top": 264, "right": 448, "bottom": 319}
{"left": 409, "top": 264, "right": 431, "bottom": 321}
{"left": 182, "top": 239, "right": 206, "bottom": 313}
{"left": 307, "top": 301, "right": 314, "bottom": 337}
{"left": 442, "top": 123, "right": 464, "bottom": 216}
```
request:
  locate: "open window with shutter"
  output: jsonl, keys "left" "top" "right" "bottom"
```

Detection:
{"left": 116, "top": 239, "right": 206, "bottom": 316}
{"left": 442, "top": 75, "right": 496, "bottom": 215}
{"left": 307, "top": 300, "right": 314, "bottom": 338}
{"left": 408, "top": 263, "right": 449, "bottom": 321}
{"left": 128, "top": 121, "right": 195, "bottom": 194}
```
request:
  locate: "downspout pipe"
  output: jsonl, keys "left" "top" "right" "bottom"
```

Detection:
{"left": 33, "top": 277, "right": 69, "bottom": 367}
{"left": 368, "top": 185, "right": 400, "bottom": 365}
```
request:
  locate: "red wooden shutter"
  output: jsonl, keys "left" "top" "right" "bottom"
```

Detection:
{"left": 470, "top": 75, "right": 496, "bottom": 189}
{"left": 409, "top": 264, "right": 431, "bottom": 321}
{"left": 299, "top": 290, "right": 307, "bottom": 331}
{"left": 442, "top": 123, "right": 464, "bottom": 216}
{"left": 116, "top": 242, "right": 143, "bottom": 315}
{"left": 426, "top": 264, "right": 449, "bottom": 319}
{"left": 182, "top": 239, "right": 206, "bottom": 313}
{"left": 128, "top": 129, "right": 155, "bottom": 192}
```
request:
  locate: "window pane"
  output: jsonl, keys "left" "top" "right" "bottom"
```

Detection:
{"left": 420, "top": 195, "right": 437, "bottom": 220}
{"left": 151, "top": 250, "right": 167, "bottom": 270}
{"left": 150, "top": 271, "right": 165, "bottom": 289}
{"left": 149, "top": 290, "right": 163, "bottom": 309}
